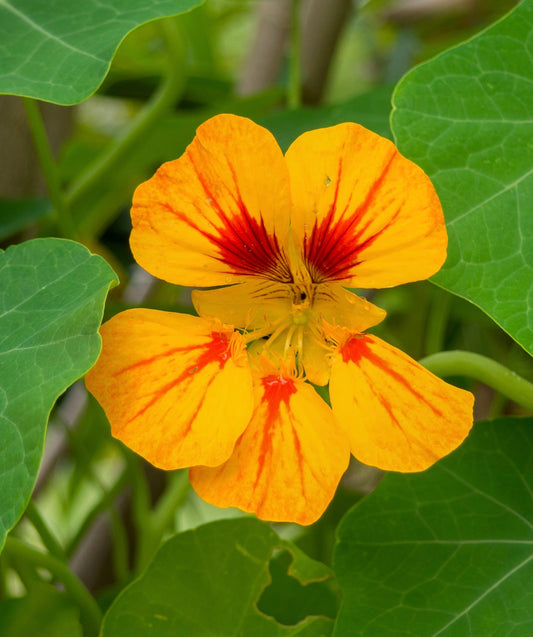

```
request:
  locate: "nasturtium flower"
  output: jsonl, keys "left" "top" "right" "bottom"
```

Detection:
{"left": 86, "top": 114, "right": 474, "bottom": 525}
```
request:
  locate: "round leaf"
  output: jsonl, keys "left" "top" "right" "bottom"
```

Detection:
{"left": 0, "top": 238, "right": 117, "bottom": 551}
{"left": 333, "top": 418, "right": 533, "bottom": 636}
{"left": 391, "top": 1, "right": 533, "bottom": 356}
{"left": 102, "top": 518, "right": 336, "bottom": 636}
{"left": 0, "top": 0, "right": 203, "bottom": 105}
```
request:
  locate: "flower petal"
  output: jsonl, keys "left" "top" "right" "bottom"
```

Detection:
{"left": 85, "top": 309, "right": 254, "bottom": 470}
{"left": 285, "top": 123, "right": 447, "bottom": 288}
{"left": 312, "top": 283, "right": 386, "bottom": 332}
{"left": 192, "top": 280, "right": 291, "bottom": 329}
{"left": 329, "top": 334, "right": 474, "bottom": 471}
{"left": 190, "top": 370, "right": 350, "bottom": 525}
{"left": 131, "top": 114, "right": 292, "bottom": 287}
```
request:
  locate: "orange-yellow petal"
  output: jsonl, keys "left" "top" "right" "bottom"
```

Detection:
{"left": 329, "top": 334, "right": 473, "bottom": 472}
{"left": 285, "top": 123, "right": 447, "bottom": 288}
{"left": 85, "top": 309, "right": 254, "bottom": 470}
{"left": 190, "top": 369, "right": 350, "bottom": 525}
{"left": 131, "top": 114, "right": 292, "bottom": 287}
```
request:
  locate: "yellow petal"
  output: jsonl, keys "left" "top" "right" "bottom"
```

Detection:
{"left": 329, "top": 334, "right": 474, "bottom": 471}
{"left": 285, "top": 123, "right": 447, "bottom": 288}
{"left": 131, "top": 114, "right": 292, "bottom": 287}
{"left": 190, "top": 370, "right": 350, "bottom": 525}
{"left": 85, "top": 309, "right": 254, "bottom": 470}
{"left": 192, "top": 279, "right": 291, "bottom": 330}
{"left": 312, "top": 283, "right": 386, "bottom": 332}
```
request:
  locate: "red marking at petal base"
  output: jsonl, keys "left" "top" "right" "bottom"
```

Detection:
{"left": 304, "top": 154, "right": 396, "bottom": 282}
{"left": 188, "top": 156, "right": 292, "bottom": 283}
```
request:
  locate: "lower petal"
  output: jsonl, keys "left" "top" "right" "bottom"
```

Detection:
{"left": 329, "top": 334, "right": 474, "bottom": 472}
{"left": 190, "top": 370, "right": 350, "bottom": 525}
{"left": 85, "top": 309, "right": 254, "bottom": 470}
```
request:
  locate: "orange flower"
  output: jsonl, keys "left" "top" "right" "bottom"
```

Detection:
{"left": 86, "top": 114, "right": 473, "bottom": 525}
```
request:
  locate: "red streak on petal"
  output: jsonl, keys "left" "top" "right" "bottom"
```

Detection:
{"left": 123, "top": 332, "right": 232, "bottom": 425}
{"left": 252, "top": 374, "right": 297, "bottom": 492}
{"left": 341, "top": 335, "right": 444, "bottom": 418}
{"left": 304, "top": 153, "right": 396, "bottom": 282}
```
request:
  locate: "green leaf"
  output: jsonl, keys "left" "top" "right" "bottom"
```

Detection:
{"left": 0, "top": 199, "right": 51, "bottom": 241}
{"left": 333, "top": 417, "right": 533, "bottom": 637}
{"left": 0, "top": 0, "right": 203, "bottom": 105}
{"left": 102, "top": 518, "right": 336, "bottom": 636}
{"left": 0, "top": 238, "right": 117, "bottom": 551}
{"left": 264, "top": 85, "right": 393, "bottom": 152}
{"left": 0, "top": 583, "right": 82, "bottom": 637}
{"left": 391, "top": 1, "right": 533, "bottom": 356}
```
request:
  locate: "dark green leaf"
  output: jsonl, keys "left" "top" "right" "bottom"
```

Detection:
{"left": 391, "top": 1, "right": 533, "bottom": 356}
{"left": 102, "top": 518, "right": 336, "bottom": 636}
{"left": 265, "top": 85, "right": 393, "bottom": 152}
{"left": 0, "top": 238, "right": 117, "bottom": 551}
{"left": 0, "top": 199, "right": 51, "bottom": 241}
{"left": 0, "top": 583, "right": 82, "bottom": 637}
{"left": 333, "top": 417, "right": 533, "bottom": 636}
{"left": 0, "top": 0, "right": 203, "bottom": 105}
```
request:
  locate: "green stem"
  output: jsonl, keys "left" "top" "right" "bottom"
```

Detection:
{"left": 288, "top": 0, "right": 302, "bottom": 109}
{"left": 66, "top": 467, "right": 129, "bottom": 557}
{"left": 66, "top": 17, "right": 187, "bottom": 217}
{"left": 4, "top": 537, "right": 102, "bottom": 637}
{"left": 25, "top": 501, "right": 66, "bottom": 561}
{"left": 22, "top": 98, "right": 75, "bottom": 238}
{"left": 419, "top": 351, "right": 533, "bottom": 411}
{"left": 150, "top": 471, "right": 190, "bottom": 544}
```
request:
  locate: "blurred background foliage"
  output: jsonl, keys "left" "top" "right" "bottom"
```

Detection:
{"left": 1, "top": 0, "right": 528, "bottom": 605}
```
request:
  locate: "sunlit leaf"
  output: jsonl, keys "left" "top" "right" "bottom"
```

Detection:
{"left": 102, "top": 518, "right": 337, "bottom": 636}
{"left": 0, "top": 0, "right": 203, "bottom": 105}
{"left": 0, "top": 583, "right": 82, "bottom": 637}
{"left": 333, "top": 417, "right": 533, "bottom": 636}
{"left": 0, "top": 238, "right": 117, "bottom": 551}
{"left": 391, "top": 0, "right": 533, "bottom": 356}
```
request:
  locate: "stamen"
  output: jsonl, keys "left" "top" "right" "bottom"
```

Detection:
{"left": 283, "top": 324, "right": 297, "bottom": 357}
{"left": 241, "top": 315, "right": 290, "bottom": 344}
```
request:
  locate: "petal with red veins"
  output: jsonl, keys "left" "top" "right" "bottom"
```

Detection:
{"left": 85, "top": 309, "right": 253, "bottom": 470}
{"left": 285, "top": 123, "right": 447, "bottom": 288}
{"left": 131, "top": 114, "right": 292, "bottom": 287}
{"left": 329, "top": 334, "right": 474, "bottom": 471}
{"left": 190, "top": 372, "right": 350, "bottom": 525}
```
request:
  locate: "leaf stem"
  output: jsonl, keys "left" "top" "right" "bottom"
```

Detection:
{"left": 22, "top": 97, "right": 75, "bottom": 238}
{"left": 25, "top": 500, "right": 66, "bottom": 561}
{"left": 288, "top": 0, "right": 302, "bottom": 109}
{"left": 3, "top": 537, "right": 102, "bottom": 637}
{"left": 419, "top": 350, "right": 533, "bottom": 411}
{"left": 65, "top": 17, "right": 187, "bottom": 217}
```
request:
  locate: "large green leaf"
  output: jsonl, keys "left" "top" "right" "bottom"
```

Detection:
{"left": 102, "top": 518, "right": 336, "bottom": 636}
{"left": 0, "top": 238, "right": 116, "bottom": 551}
{"left": 391, "top": 0, "right": 533, "bottom": 356}
{"left": 0, "top": 0, "right": 203, "bottom": 105}
{"left": 333, "top": 417, "right": 533, "bottom": 636}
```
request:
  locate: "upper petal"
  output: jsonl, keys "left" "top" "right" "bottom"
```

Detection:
{"left": 190, "top": 368, "right": 350, "bottom": 525}
{"left": 131, "top": 114, "right": 292, "bottom": 287}
{"left": 329, "top": 333, "right": 474, "bottom": 471}
{"left": 285, "top": 123, "right": 447, "bottom": 288}
{"left": 85, "top": 309, "right": 254, "bottom": 470}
